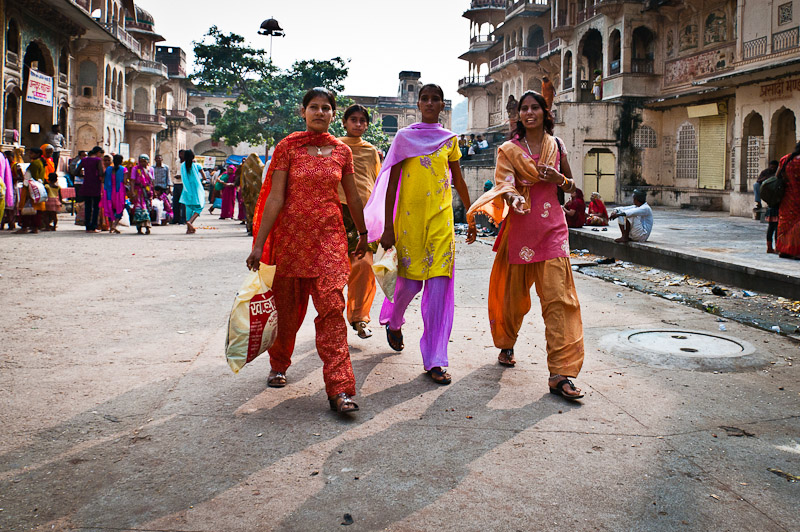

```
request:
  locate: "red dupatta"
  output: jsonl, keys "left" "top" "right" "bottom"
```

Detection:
{"left": 251, "top": 130, "right": 342, "bottom": 264}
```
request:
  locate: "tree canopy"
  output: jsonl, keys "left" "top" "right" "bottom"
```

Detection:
{"left": 191, "top": 27, "right": 389, "bottom": 151}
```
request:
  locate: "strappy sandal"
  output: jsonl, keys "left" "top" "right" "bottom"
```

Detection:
{"left": 329, "top": 393, "right": 359, "bottom": 413}
{"left": 353, "top": 321, "right": 372, "bottom": 339}
{"left": 426, "top": 367, "right": 452, "bottom": 385}
{"left": 267, "top": 371, "right": 286, "bottom": 388}
{"left": 498, "top": 348, "right": 516, "bottom": 367}
{"left": 386, "top": 325, "right": 404, "bottom": 351}
{"left": 549, "top": 376, "right": 584, "bottom": 400}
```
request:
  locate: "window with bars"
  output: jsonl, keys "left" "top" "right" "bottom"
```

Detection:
{"left": 676, "top": 123, "right": 698, "bottom": 181}
{"left": 632, "top": 125, "right": 657, "bottom": 148}
{"left": 779, "top": 2, "right": 792, "bottom": 25}
{"left": 747, "top": 136, "right": 763, "bottom": 181}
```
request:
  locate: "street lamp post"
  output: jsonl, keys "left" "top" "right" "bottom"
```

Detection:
{"left": 258, "top": 18, "right": 285, "bottom": 61}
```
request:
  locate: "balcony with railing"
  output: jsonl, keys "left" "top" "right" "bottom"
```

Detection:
{"left": 458, "top": 76, "right": 490, "bottom": 89}
{"left": 133, "top": 59, "right": 169, "bottom": 78}
{"left": 552, "top": 10, "right": 575, "bottom": 37}
{"left": 772, "top": 26, "right": 799, "bottom": 53}
{"left": 742, "top": 36, "right": 768, "bottom": 60}
{"left": 159, "top": 109, "right": 197, "bottom": 125}
{"left": 489, "top": 39, "right": 561, "bottom": 72}
{"left": 506, "top": 0, "right": 549, "bottom": 15}
{"left": 125, "top": 112, "right": 166, "bottom": 126}
{"left": 103, "top": 23, "right": 141, "bottom": 56}
{"left": 631, "top": 58, "right": 655, "bottom": 74}
{"left": 467, "top": 0, "right": 505, "bottom": 9}
{"left": 70, "top": 0, "right": 91, "bottom": 11}
{"left": 577, "top": 1, "right": 598, "bottom": 24}
{"left": 470, "top": 34, "right": 496, "bottom": 48}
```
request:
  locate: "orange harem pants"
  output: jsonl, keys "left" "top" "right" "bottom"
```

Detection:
{"left": 268, "top": 275, "right": 356, "bottom": 397}
{"left": 347, "top": 252, "right": 377, "bottom": 324}
{"left": 488, "top": 234, "right": 584, "bottom": 378}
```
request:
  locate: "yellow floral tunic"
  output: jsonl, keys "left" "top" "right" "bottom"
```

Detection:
{"left": 395, "top": 137, "right": 461, "bottom": 280}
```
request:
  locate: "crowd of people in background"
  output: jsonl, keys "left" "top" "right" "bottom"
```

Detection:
{"left": 0, "top": 138, "right": 257, "bottom": 236}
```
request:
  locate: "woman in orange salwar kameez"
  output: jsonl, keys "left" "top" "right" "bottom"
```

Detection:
{"left": 338, "top": 104, "right": 382, "bottom": 339}
{"left": 776, "top": 142, "right": 800, "bottom": 259}
{"left": 246, "top": 88, "right": 368, "bottom": 414}
{"left": 468, "top": 91, "right": 585, "bottom": 400}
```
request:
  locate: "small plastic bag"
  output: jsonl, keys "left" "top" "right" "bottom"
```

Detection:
{"left": 372, "top": 245, "right": 398, "bottom": 302}
{"left": 225, "top": 263, "right": 278, "bottom": 373}
{"left": 118, "top": 209, "right": 130, "bottom": 227}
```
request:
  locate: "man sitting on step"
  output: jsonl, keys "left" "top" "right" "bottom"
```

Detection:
{"left": 609, "top": 189, "right": 653, "bottom": 243}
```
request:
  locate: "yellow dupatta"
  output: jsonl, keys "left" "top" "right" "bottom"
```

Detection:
{"left": 337, "top": 136, "right": 381, "bottom": 206}
{"left": 466, "top": 134, "right": 559, "bottom": 227}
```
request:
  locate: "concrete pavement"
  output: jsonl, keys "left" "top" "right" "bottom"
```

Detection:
{"left": 0, "top": 213, "right": 798, "bottom": 531}
{"left": 569, "top": 208, "right": 800, "bottom": 299}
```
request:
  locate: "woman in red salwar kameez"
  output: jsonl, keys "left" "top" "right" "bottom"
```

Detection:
{"left": 246, "top": 88, "right": 368, "bottom": 413}
{"left": 777, "top": 142, "right": 800, "bottom": 259}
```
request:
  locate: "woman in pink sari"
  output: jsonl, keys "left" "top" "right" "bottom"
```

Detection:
{"left": 103, "top": 154, "right": 127, "bottom": 233}
{"left": 219, "top": 165, "right": 237, "bottom": 220}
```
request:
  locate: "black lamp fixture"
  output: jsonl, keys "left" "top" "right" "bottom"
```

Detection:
{"left": 258, "top": 18, "right": 285, "bottom": 60}
{"left": 258, "top": 18, "right": 284, "bottom": 37}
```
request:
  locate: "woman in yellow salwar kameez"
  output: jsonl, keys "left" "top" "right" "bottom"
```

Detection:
{"left": 364, "top": 84, "right": 476, "bottom": 385}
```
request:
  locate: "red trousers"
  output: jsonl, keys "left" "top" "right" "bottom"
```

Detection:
{"left": 268, "top": 275, "right": 356, "bottom": 397}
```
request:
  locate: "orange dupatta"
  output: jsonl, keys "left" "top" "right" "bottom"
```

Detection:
{"left": 466, "top": 134, "right": 559, "bottom": 227}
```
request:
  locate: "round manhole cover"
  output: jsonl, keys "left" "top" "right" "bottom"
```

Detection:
{"left": 599, "top": 329, "right": 762, "bottom": 371}
{"left": 627, "top": 330, "right": 745, "bottom": 358}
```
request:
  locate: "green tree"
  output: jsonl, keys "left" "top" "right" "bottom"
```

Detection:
{"left": 191, "top": 27, "right": 350, "bottom": 148}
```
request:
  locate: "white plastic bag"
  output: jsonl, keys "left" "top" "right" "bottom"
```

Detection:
{"left": 372, "top": 245, "right": 398, "bottom": 302}
{"left": 225, "top": 263, "right": 278, "bottom": 373}
{"left": 118, "top": 209, "right": 130, "bottom": 227}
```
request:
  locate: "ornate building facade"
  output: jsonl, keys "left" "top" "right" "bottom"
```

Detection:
{"left": 458, "top": 0, "right": 800, "bottom": 216}
{"left": 349, "top": 71, "right": 453, "bottom": 139}
{"left": 2, "top": 1, "right": 260, "bottom": 172}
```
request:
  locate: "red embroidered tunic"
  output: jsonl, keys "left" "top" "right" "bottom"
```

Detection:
{"left": 270, "top": 140, "right": 354, "bottom": 285}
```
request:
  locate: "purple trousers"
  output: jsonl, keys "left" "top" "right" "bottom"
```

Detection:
{"left": 379, "top": 274, "right": 454, "bottom": 370}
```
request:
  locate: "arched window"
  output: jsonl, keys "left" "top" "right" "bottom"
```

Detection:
{"left": 6, "top": 19, "right": 19, "bottom": 55}
{"left": 632, "top": 26, "right": 655, "bottom": 73}
{"left": 116, "top": 70, "right": 123, "bottom": 101}
{"left": 528, "top": 25, "right": 544, "bottom": 50}
{"left": 207, "top": 108, "right": 222, "bottom": 124}
{"left": 79, "top": 60, "right": 98, "bottom": 95}
{"left": 105, "top": 65, "right": 111, "bottom": 96}
{"left": 632, "top": 125, "right": 657, "bottom": 148}
{"left": 676, "top": 123, "right": 698, "bottom": 181}
{"left": 112, "top": 69, "right": 118, "bottom": 100}
{"left": 58, "top": 105, "right": 68, "bottom": 136}
{"left": 382, "top": 115, "right": 398, "bottom": 134}
{"left": 59, "top": 48, "right": 68, "bottom": 76}
{"left": 191, "top": 107, "right": 205, "bottom": 125}
{"left": 5, "top": 93, "right": 19, "bottom": 130}
{"left": 609, "top": 30, "right": 621, "bottom": 74}
{"left": 563, "top": 51, "right": 573, "bottom": 89}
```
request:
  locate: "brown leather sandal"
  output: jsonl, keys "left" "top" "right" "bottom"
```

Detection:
{"left": 267, "top": 371, "right": 286, "bottom": 388}
{"left": 498, "top": 348, "right": 516, "bottom": 367}
{"left": 329, "top": 393, "right": 359, "bottom": 413}
{"left": 426, "top": 367, "right": 452, "bottom": 385}
{"left": 549, "top": 376, "right": 584, "bottom": 400}
{"left": 386, "top": 325, "right": 404, "bottom": 351}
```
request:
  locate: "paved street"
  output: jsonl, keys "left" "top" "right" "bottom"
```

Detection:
{"left": 1, "top": 213, "right": 798, "bottom": 532}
